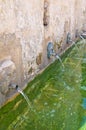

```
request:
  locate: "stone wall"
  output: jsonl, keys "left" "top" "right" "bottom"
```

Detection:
{"left": 0, "top": 0, "right": 86, "bottom": 106}
{"left": 42, "top": 0, "right": 86, "bottom": 66}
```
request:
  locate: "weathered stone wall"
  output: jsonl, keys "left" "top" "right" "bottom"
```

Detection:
{"left": 0, "top": 0, "right": 86, "bottom": 106}
{"left": 42, "top": 0, "right": 86, "bottom": 65}
{"left": 0, "top": 0, "right": 44, "bottom": 106}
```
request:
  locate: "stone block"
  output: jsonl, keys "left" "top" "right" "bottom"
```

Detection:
{"left": 0, "top": 59, "right": 16, "bottom": 95}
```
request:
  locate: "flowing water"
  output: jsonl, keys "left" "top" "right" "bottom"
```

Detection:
{"left": 72, "top": 41, "right": 79, "bottom": 50}
{"left": 17, "top": 88, "right": 32, "bottom": 110}
{"left": 0, "top": 40, "right": 86, "bottom": 130}
{"left": 55, "top": 54, "right": 64, "bottom": 69}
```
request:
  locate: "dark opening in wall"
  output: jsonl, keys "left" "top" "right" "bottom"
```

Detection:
{"left": 43, "top": 0, "right": 49, "bottom": 26}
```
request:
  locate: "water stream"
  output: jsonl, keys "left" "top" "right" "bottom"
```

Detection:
{"left": 55, "top": 54, "right": 64, "bottom": 69}
{"left": 72, "top": 41, "right": 79, "bottom": 50}
{"left": 17, "top": 88, "right": 32, "bottom": 110}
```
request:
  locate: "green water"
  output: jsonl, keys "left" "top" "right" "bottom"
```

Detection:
{"left": 0, "top": 40, "right": 86, "bottom": 130}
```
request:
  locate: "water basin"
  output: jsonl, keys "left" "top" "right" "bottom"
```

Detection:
{"left": 0, "top": 40, "right": 86, "bottom": 130}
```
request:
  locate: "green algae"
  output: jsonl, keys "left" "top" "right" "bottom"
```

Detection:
{"left": 0, "top": 40, "right": 86, "bottom": 130}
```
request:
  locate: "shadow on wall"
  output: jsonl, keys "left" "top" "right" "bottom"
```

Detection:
{"left": 43, "top": 0, "right": 49, "bottom": 27}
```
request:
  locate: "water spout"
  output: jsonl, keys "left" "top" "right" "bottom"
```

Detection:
{"left": 17, "top": 88, "right": 32, "bottom": 109}
{"left": 79, "top": 34, "right": 86, "bottom": 43}
{"left": 66, "top": 32, "right": 72, "bottom": 44}
{"left": 47, "top": 42, "right": 64, "bottom": 68}
{"left": 47, "top": 42, "right": 55, "bottom": 59}
{"left": 55, "top": 54, "right": 64, "bottom": 68}
{"left": 9, "top": 84, "right": 32, "bottom": 109}
{"left": 72, "top": 41, "right": 79, "bottom": 50}
{"left": 80, "top": 35, "right": 84, "bottom": 40}
{"left": 79, "top": 34, "right": 86, "bottom": 47}
{"left": 66, "top": 32, "right": 78, "bottom": 49}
